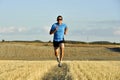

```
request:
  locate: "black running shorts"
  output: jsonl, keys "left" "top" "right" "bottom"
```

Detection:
{"left": 53, "top": 40, "right": 64, "bottom": 47}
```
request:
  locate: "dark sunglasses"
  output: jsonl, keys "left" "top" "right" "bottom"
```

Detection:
{"left": 57, "top": 19, "right": 62, "bottom": 21}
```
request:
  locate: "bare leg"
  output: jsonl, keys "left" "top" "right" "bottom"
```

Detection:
{"left": 59, "top": 43, "right": 64, "bottom": 62}
{"left": 54, "top": 47, "right": 59, "bottom": 58}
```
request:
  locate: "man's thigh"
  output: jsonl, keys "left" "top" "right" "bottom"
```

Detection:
{"left": 59, "top": 43, "right": 64, "bottom": 49}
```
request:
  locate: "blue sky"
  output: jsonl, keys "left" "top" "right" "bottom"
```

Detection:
{"left": 0, "top": 0, "right": 120, "bottom": 42}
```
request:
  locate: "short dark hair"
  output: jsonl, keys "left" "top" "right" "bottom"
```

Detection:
{"left": 57, "top": 15, "right": 63, "bottom": 20}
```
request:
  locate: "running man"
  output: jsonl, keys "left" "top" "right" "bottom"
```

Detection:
{"left": 49, "top": 15, "right": 68, "bottom": 67}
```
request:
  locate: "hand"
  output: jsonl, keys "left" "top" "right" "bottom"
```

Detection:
{"left": 49, "top": 26, "right": 58, "bottom": 35}
{"left": 55, "top": 26, "right": 58, "bottom": 31}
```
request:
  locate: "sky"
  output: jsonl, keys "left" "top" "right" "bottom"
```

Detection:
{"left": 0, "top": 0, "right": 120, "bottom": 42}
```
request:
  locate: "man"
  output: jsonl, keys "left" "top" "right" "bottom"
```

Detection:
{"left": 49, "top": 15, "right": 68, "bottom": 67}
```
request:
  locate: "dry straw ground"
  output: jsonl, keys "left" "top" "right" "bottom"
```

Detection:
{"left": 0, "top": 61, "right": 120, "bottom": 80}
{"left": 0, "top": 42, "right": 120, "bottom": 60}
{"left": 0, "top": 42, "right": 120, "bottom": 80}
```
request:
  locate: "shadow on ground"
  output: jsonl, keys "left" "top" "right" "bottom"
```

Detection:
{"left": 42, "top": 63, "right": 72, "bottom": 80}
{"left": 107, "top": 47, "right": 120, "bottom": 52}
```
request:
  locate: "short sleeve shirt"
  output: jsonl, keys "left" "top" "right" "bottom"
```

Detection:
{"left": 50, "top": 23, "right": 67, "bottom": 41}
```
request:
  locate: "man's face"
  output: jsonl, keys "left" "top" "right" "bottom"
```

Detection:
{"left": 57, "top": 17, "right": 62, "bottom": 24}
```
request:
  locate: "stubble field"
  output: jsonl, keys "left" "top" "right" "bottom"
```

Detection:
{"left": 0, "top": 42, "right": 120, "bottom": 80}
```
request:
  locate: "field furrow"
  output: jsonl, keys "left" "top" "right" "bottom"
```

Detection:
{"left": 0, "top": 60, "right": 120, "bottom": 80}
{"left": 68, "top": 61, "right": 120, "bottom": 80}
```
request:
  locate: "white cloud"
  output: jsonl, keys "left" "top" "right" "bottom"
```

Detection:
{"left": 0, "top": 26, "right": 50, "bottom": 36}
{"left": 18, "top": 27, "right": 27, "bottom": 32}
{"left": 0, "top": 27, "right": 15, "bottom": 33}
{"left": 42, "top": 26, "right": 50, "bottom": 33}
{"left": 114, "top": 29, "right": 120, "bottom": 35}
{"left": 0, "top": 27, "right": 28, "bottom": 34}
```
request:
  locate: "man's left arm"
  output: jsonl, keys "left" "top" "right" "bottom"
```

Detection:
{"left": 64, "top": 27, "right": 68, "bottom": 35}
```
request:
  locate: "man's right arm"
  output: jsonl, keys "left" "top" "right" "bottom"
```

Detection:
{"left": 49, "top": 26, "right": 58, "bottom": 35}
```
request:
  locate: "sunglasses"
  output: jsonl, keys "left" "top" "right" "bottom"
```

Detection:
{"left": 57, "top": 19, "right": 62, "bottom": 21}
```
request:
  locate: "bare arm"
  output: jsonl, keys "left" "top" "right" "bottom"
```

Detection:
{"left": 64, "top": 27, "right": 68, "bottom": 35}
{"left": 49, "top": 27, "right": 58, "bottom": 35}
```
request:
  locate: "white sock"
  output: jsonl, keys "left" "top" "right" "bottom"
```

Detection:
{"left": 57, "top": 56, "right": 59, "bottom": 59}
{"left": 60, "top": 60, "right": 62, "bottom": 63}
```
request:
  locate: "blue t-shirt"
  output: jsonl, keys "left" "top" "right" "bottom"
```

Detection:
{"left": 50, "top": 23, "right": 67, "bottom": 41}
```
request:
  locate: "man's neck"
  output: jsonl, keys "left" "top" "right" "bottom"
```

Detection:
{"left": 57, "top": 22, "right": 62, "bottom": 25}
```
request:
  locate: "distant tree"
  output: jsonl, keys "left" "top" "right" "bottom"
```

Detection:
{"left": 113, "top": 42, "right": 116, "bottom": 44}
{"left": 48, "top": 40, "right": 52, "bottom": 43}
{"left": 90, "top": 41, "right": 112, "bottom": 44}
{"left": 34, "top": 40, "right": 43, "bottom": 42}
{"left": 2, "top": 39, "right": 5, "bottom": 42}
{"left": 65, "top": 40, "right": 86, "bottom": 44}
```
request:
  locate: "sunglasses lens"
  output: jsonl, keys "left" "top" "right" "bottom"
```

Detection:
{"left": 58, "top": 19, "right": 62, "bottom": 21}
